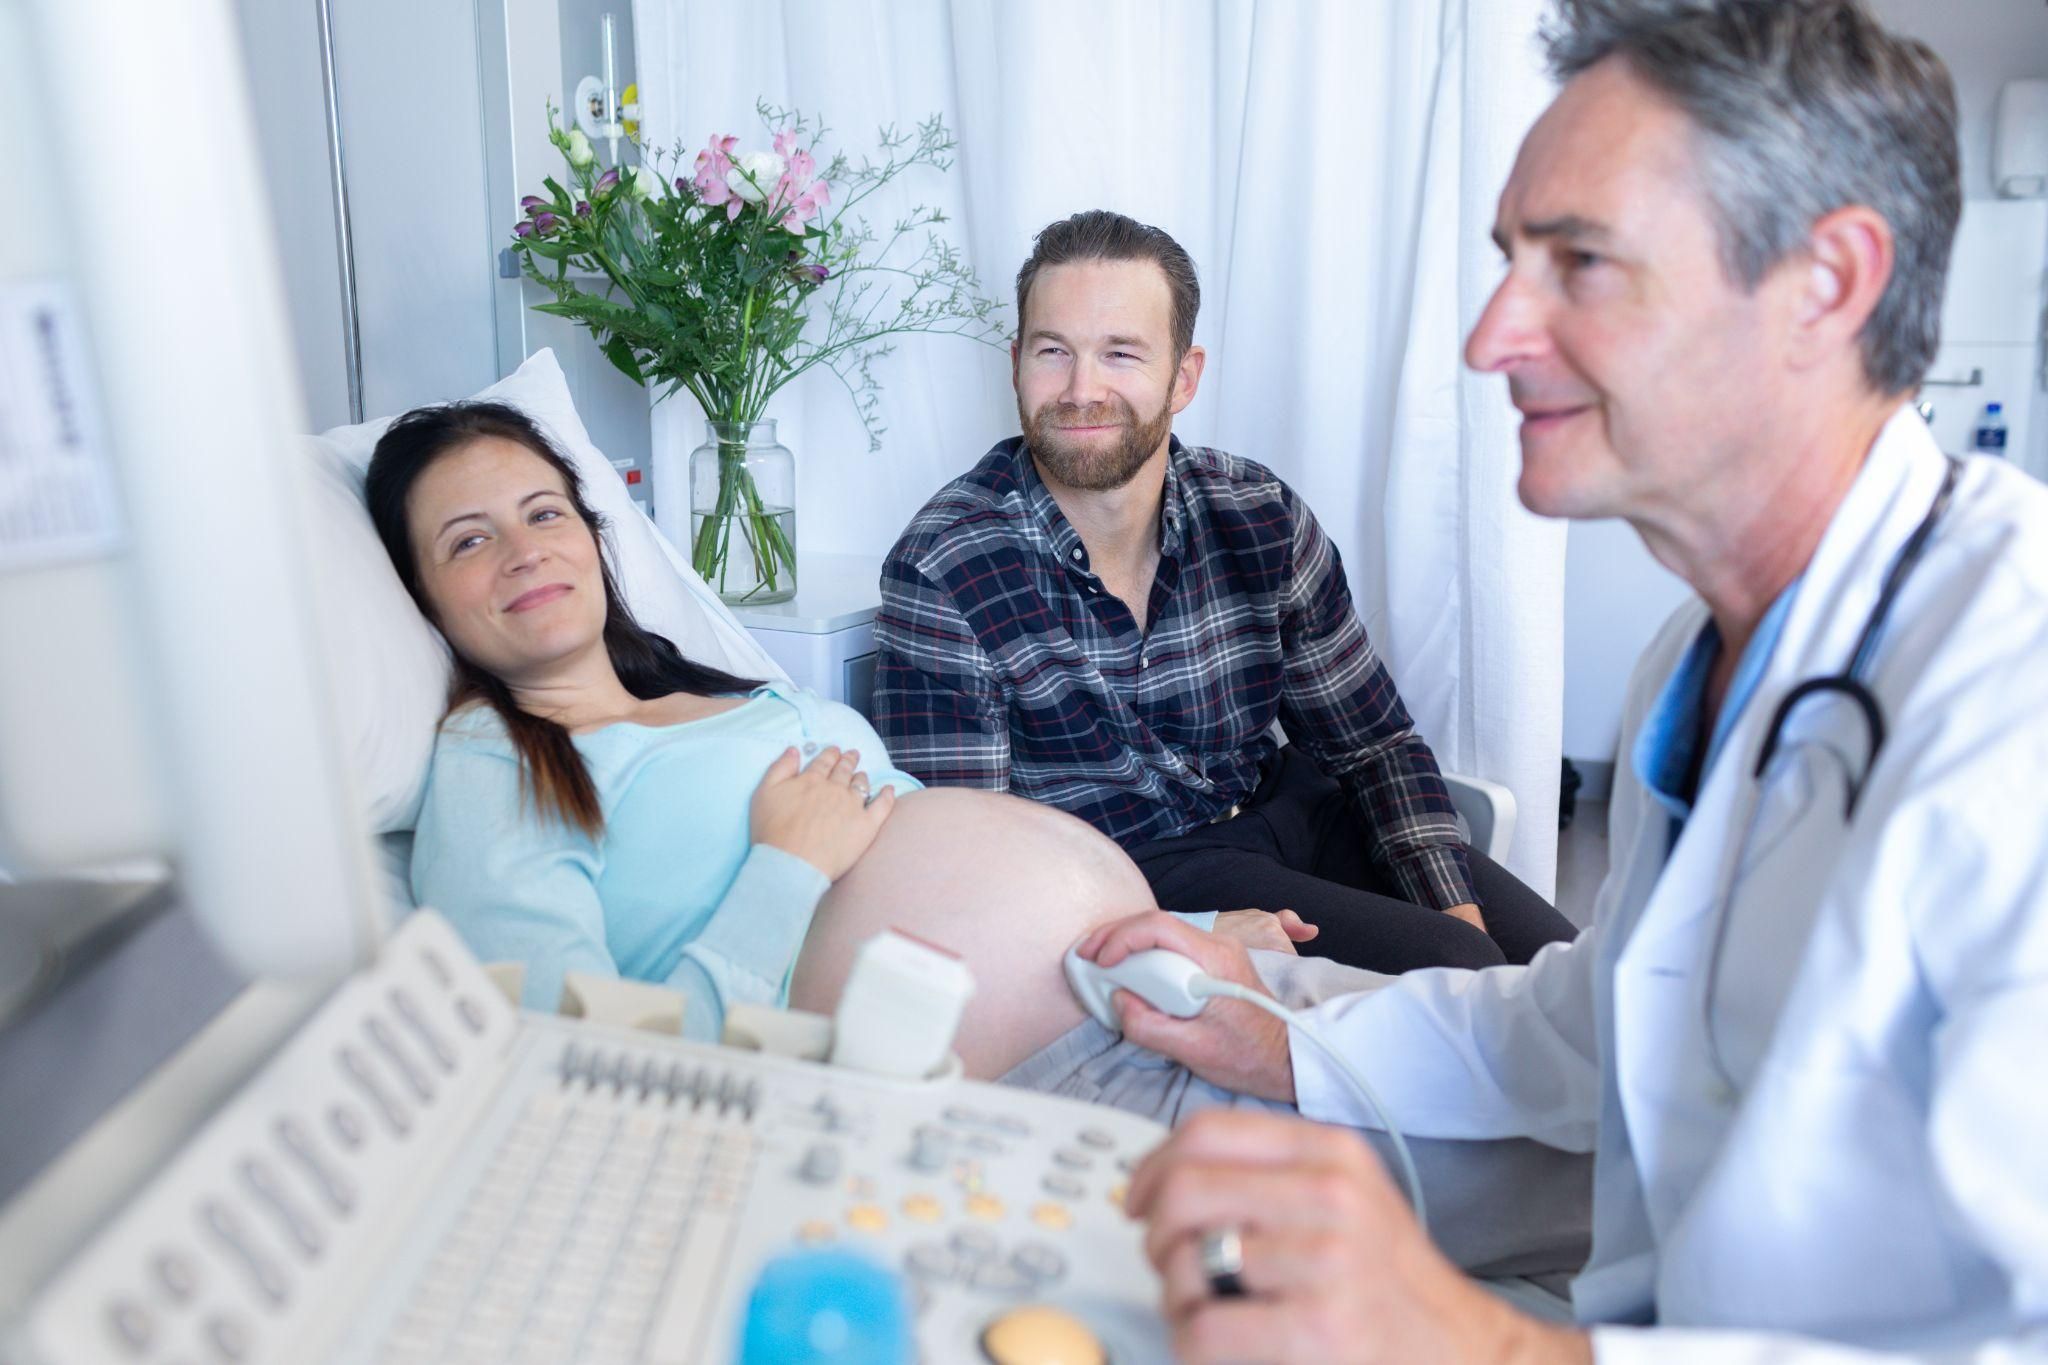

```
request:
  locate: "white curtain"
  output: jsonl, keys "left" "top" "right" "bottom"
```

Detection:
{"left": 634, "top": 0, "right": 1565, "bottom": 894}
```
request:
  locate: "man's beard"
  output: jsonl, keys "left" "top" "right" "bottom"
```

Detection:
{"left": 1020, "top": 391, "right": 1174, "bottom": 492}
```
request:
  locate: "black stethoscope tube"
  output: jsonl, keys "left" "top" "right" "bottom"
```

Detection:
{"left": 1704, "top": 455, "right": 1963, "bottom": 1090}
{"left": 1750, "top": 456, "right": 1963, "bottom": 817}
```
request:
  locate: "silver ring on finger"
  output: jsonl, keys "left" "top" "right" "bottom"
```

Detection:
{"left": 1200, "top": 1226, "right": 1247, "bottom": 1299}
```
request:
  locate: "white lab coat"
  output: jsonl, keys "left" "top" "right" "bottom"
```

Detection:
{"left": 1293, "top": 408, "right": 2048, "bottom": 1362}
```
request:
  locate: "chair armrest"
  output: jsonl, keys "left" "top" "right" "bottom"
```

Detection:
{"left": 1443, "top": 772, "right": 1517, "bottom": 865}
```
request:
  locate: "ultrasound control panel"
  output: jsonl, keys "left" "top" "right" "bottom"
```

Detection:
{"left": 7, "top": 912, "right": 1173, "bottom": 1364}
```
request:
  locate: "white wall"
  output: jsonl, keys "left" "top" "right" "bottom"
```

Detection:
{"left": 234, "top": 0, "right": 498, "bottom": 425}
{"left": 230, "top": 0, "right": 352, "bottom": 431}
{"left": 497, "top": 0, "right": 656, "bottom": 483}
{"left": 329, "top": 0, "right": 501, "bottom": 418}
{"left": 235, "top": 0, "right": 650, "bottom": 453}
{"left": 1866, "top": 0, "right": 2048, "bottom": 202}
{"left": 1561, "top": 0, "right": 2048, "bottom": 773}
{"left": 1560, "top": 523, "right": 1689, "bottom": 771}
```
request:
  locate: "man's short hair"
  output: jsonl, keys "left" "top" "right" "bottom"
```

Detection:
{"left": 1015, "top": 211, "right": 1201, "bottom": 360}
{"left": 1542, "top": 0, "right": 1960, "bottom": 395}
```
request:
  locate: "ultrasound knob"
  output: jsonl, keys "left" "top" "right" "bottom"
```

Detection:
{"left": 797, "top": 1144, "right": 842, "bottom": 1185}
{"left": 981, "top": 1303, "right": 1106, "bottom": 1365}
{"left": 908, "top": 1131, "right": 951, "bottom": 1172}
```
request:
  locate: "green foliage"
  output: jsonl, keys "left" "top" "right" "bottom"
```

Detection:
{"left": 508, "top": 102, "right": 1007, "bottom": 451}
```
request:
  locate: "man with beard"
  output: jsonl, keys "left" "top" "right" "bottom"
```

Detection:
{"left": 872, "top": 211, "right": 1574, "bottom": 973}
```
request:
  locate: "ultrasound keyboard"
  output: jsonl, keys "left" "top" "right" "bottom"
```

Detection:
{"left": 9, "top": 912, "right": 1173, "bottom": 1364}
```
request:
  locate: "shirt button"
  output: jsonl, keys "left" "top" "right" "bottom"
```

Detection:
{"left": 1070, "top": 547, "right": 1084, "bottom": 561}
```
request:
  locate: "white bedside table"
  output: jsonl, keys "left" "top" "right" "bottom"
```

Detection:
{"left": 728, "top": 553, "right": 887, "bottom": 717}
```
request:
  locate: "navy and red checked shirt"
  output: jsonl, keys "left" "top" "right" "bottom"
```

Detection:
{"left": 871, "top": 436, "right": 1476, "bottom": 911}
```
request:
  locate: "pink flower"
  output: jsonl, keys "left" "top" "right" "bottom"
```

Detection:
{"left": 767, "top": 139, "right": 830, "bottom": 233}
{"left": 691, "top": 133, "right": 739, "bottom": 207}
{"left": 778, "top": 178, "right": 831, "bottom": 233}
{"left": 692, "top": 129, "right": 829, "bottom": 229}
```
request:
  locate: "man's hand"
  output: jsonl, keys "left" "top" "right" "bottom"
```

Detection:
{"left": 1127, "top": 1111, "right": 1593, "bottom": 1365}
{"left": 1445, "top": 902, "right": 1486, "bottom": 934}
{"left": 1073, "top": 912, "right": 1296, "bottom": 1102}
{"left": 1210, "top": 909, "right": 1320, "bottom": 955}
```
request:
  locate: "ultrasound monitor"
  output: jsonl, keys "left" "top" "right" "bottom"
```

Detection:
{"left": 0, "top": 0, "right": 387, "bottom": 986}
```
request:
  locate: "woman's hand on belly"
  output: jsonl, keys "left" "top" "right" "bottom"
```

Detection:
{"left": 749, "top": 745, "right": 895, "bottom": 881}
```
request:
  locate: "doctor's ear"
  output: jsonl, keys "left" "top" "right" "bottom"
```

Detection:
{"left": 1784, "top": 206, "right": 1894, "bottom": 374}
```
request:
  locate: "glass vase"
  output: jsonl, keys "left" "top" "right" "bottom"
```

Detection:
{"left": 689, "top": 419, "right": 797, "bottom": 605}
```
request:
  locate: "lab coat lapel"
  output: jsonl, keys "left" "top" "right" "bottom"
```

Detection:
{"left": 1607, "top": 408, "right": 1951, "bottom": 1235}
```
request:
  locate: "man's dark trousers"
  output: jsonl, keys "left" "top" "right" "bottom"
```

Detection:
{"left": 1129, "top": 748, "right": 1577, "bottom": 972}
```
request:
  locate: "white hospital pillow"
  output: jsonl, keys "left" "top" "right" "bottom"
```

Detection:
{"left": 297, "top": 435, "right": 453, "bottom": 835}
{"left": 308, "top": 348, "right": 784, "bottom": 833}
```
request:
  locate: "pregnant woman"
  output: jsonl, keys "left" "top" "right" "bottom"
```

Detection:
{"left": 368, "top": 401, "right": 1308, "bottom": 1063}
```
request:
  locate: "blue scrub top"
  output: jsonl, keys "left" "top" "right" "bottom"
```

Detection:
{"left": 1633, "top": 583, "right": 1800, "bottom": 845}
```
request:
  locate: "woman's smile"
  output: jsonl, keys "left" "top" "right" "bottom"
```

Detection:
{"left": 505, "top": 582, "right": 574, "bottom": 614}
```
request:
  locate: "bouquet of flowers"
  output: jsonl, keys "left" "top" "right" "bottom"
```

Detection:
{"left": 510, "top": 103, "right": 1004, "bottom": 601}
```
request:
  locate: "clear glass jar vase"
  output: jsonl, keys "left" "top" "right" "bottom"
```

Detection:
{"left": 688, "top": 419, "right": 797, "bottom": 605}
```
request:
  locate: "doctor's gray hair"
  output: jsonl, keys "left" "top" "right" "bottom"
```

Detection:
{"left": 1541, "top": 0, "right": 1959, "bottom": 396}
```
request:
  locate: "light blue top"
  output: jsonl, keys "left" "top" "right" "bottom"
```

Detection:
{"left": 410, "top": 683, "right": 923, "bottom": 1039}
{"left": 1633, "top": 581, "right": 1800, "bottom": 843}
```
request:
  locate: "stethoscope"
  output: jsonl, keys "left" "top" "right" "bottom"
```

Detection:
{"left": 1700, "top": 454, "right": 1963, "bottom": 1091}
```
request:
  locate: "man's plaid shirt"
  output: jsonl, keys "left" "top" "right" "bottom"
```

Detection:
{"left": 871, "top": 436, "right": 1476, "bottom": 912}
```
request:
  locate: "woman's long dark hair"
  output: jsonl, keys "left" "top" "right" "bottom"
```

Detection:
{"left": 366, "top": 401, "right": 759, "bottom": 838}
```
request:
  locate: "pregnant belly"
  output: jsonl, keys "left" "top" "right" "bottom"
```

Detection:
{"left": 787, "top": 788, "right": 1157, "bottom": 1078}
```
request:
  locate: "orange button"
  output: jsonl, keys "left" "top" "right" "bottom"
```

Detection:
{"left": 1030, "top": 1202, "right": 1073, "bottom": 1231}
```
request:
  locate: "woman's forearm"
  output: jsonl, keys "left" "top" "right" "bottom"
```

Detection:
{"left": 665, "top": 842, "right": 830, "bottom": 1039}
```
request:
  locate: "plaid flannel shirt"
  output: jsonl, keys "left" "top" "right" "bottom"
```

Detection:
{"left": 871, "top": 436, "right": 1476, "bottom": 911}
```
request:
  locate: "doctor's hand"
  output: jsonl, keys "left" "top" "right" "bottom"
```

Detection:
{"left": 1074, "top": 912, "right": 1296, "bottom": 1103}
{"left": 1129, "top": 1111, "right": 1593, "bottom": 1365}
{"left": 749, "top": 746, "right": 895, "bottom": 882}
{"left": 1210, "top": 909, "right": 1320, "bottom": 955}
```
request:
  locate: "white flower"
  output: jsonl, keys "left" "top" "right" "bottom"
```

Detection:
{"left": 628, "top": 165, "right": 662, "bottom": 200}
{"left": 727, "top": 150, "right": 786, "bottom": 204}
{"left": 565, "top": 129, "right": 596, "bottom": 168}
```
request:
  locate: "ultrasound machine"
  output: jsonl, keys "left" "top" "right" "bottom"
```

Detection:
{"left": 0, "top": 3, "right": 1177, "bottom": 1361}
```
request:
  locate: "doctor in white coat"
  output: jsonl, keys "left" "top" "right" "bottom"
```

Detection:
{"left": 1078, "top": 1, "right": 2048, "bottom": 1361}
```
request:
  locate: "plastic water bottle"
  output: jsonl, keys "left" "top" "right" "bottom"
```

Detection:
{"left": 1972, "top": 402, "right": 2009, "bottom": 458}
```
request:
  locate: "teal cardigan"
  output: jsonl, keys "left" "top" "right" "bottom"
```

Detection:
{"left": 409, "top": 683, "right": 922, "bottom": 1040}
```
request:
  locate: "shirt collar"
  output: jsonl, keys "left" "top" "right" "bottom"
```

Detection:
{"left": 1013, "top": 434, "right": 1191, "bottom": 573}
